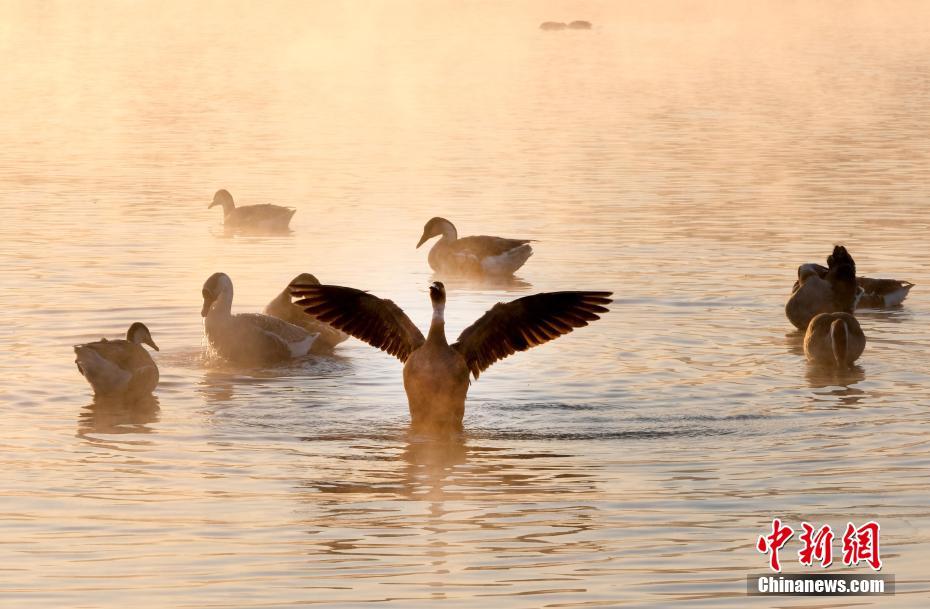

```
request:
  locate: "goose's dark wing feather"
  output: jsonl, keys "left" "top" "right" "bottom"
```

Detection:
{"left": 290, "top": 284, "right": 425, "bottom": 362}
{"left": 452, "top": 291, "right": 612, "bottom": 379}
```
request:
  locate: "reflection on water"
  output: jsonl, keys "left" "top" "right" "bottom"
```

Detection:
{"left": 77, "top": 394, "right": 160, "bottom": 437}
{"left": 2, "top": 1, "right": 930, "bottom": 607}
{"left": 430, "top": 272, "right": 534, "bottom": 293}
{"left": 805, "top": 364, "right": 869, "bottom": 407}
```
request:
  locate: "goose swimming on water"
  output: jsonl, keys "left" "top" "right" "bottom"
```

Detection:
{"left": 264, "top": 273, "right": 348, "bottom": 354}
{"left": 74, "top": 322, "right": 160, "bottom": 397}
{"left": 291, "top": 280, "right": 612, "bottom": 432}
{"left": 804, "top": 312, "right": 866, "bottom": 368}
{"left": 786, "top": 246, "right": 860, "bottom": 330}
{"left": 209, "top": 189, "right": 296, "bottom": 231}
{"left": 791, "top": 264, "right": 913, "bottom": 310}
{"left": 201, "top": 272, "right": 316, "bottom": 365}
{"left": 416, "top": 217, "right": 534, "bottom": 276}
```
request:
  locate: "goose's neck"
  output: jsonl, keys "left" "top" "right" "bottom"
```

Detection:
{"left": 427, "top": 303, "right": 447, "bottom": 345}
{"left": 437, "top": 222, "right": 457, "bottom": 243}
{"left": 210, "top": 291, "right": 234, "bottom": 319}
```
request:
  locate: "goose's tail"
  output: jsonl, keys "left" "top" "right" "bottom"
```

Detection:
{"left": 830, "top": 318, "right": 848, "bottom": 367}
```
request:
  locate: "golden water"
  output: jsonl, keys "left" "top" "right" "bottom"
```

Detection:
{"left": 2, "top": 1, "right": 929, "bottom": 606}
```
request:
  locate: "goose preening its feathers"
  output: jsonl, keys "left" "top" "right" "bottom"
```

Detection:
{"left": 416, "top": 217, "right": 534, "bottom": 277}
{"left": 804, "top": 312, "right": 866, "bottom": 368}
{"left": 787, "top": 246, "right": 914, "bottom": 329}
{"left": 201, "top": 272, "right": 316, "bottom": 365}
{"left": 792, "top": 265, "right": 914, "bottom": 310}
{"left": 786, "top": 246, "right": 860, "bottom": 330}
{"left": 209, "top": 189, "right": 296, "bottom": 232}
{"left": 291, "top": 280, "right": 611, "bottom": 432}
{"left": 74, "top": 322, "right": 159, "bottom": 397}
{"left": 264, "top": 273, "right": 348, "bottom": 354}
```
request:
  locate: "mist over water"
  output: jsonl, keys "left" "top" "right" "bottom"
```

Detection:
{"left": 2, "top": 1, "right": 929, "bottom": 606}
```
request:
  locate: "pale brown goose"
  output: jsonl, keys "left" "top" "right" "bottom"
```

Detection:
{"left": 786, "top": 246, "right": 860, "bottom": 330}
{"left": 201, "top": 272, "right": 316, "bottom": 365}
{"left": 416, "top": 217, "right": 533, "bottom": 276}
{"left": 291, "top": 280, "right": 611, "bottom": 432}
{"left": 804, "top": 312, "right": 866, "bottom": 367}
{"left": 74, "top": 322, "right": 159, "bottom": 397}
{"left": 209, "top": 189, "right": 296, "bottom": 231}
{"left": 264, "top": 273, "right": 348, "bottom": 354}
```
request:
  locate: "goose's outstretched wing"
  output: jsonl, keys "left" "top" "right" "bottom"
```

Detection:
{"left": 452, "top": 291, "right": 612, "bottom": 379}
{"left": 290, "top": 284, "right": 425, "bottom": 362}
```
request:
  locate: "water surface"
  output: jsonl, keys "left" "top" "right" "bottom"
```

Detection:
{"left": 2, "top": 1, "right": 929, "bottom": 607}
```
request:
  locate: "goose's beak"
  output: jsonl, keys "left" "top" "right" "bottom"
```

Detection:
{"left": 201, "top": 291, "right": 215, "bottom": 317}
{"left": 146, "top": 338, "right": 160, "bottom": 351}
{"left": 416, "top": 232, "right": 429, "bottom": 248}
{"left": 208, "top": 200, "right": 218, "bottom": 209}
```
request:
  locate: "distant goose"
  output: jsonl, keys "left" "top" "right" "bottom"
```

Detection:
{"left": 804, "top": 312, "right": 866, "bottom": 367}
{"left": 416, "top": 217, "right": 534, "bottom": 276}
{"left": 568, "top": 20, "right": 592, "bottom": 29}
{"left": 792, "top": 264, "right": 913, "bottom": 310}
{"left": 74, "top": 322, "right": 159, "bottom": 397}
{"left": 291, "top": 280, "right": 612, "bottom": 432}
{"left": 264, "top": 273, "right": 348, "bottom": 354}
{"left": 201, "top": 272, "right": 316, "bottom": 364}
{"left": 540, "top": 21, "right": 567, "bottom": 30}
{"left": 786, "top": 246, "right": 860, "bottom": 330}
{"left": 209, "top": 189, "right": 296, "bottom": 231}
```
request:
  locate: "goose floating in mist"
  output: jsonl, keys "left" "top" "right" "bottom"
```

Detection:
{"left": 416, "top": 217, "right": 534, "bottom": 276}
{"left": 290, "top": 280, "right": 612, "bottom": 432}
{"left": 201, "top": 272, "right": 316, "bottom": 364}
{"left": 786, "top": 246, "right": 861, "bottom": 330}
{"left": 264, "top": 273, "right": 348, "bottom": 354}
{"left": 804, "top": 312, "right": 866, "bottom": 367}
{"left": 791, "top": 264, "right": 913, "bottom": 310}
{"left": 74, "top": 322, "right": 159, "bottom": 396}
{"left": 209, "top": 189, "right": 296, "bottom": 231}
{"left": 539, "top": 20, "right": 591, "bottom": 31}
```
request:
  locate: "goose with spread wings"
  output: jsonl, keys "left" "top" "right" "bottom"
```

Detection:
{"left": 291, "top": 280, "right": 611, "bottom": 432}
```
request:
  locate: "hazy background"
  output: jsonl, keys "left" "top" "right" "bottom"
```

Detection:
{"left": 1, "top": 1, "right": 929, "bottom": 607}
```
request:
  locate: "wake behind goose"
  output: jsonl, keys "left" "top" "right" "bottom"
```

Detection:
{"left": 291, "top": 280, "right": 611, "bottom": 433}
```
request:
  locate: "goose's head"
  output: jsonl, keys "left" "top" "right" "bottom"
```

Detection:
{"left": 416, "top": 217, "right": 456, "bottom": 248}
{"left": 429, "top": 281, "right": 446, "bottom": 306}
{"left": 288, "top": 273, "right": 320, "bottom": 289}
{"left": 127, "top": 322, "right": 159, "bottom": 351}
{"left": 209, "top": 189, "right": 235, "bottom": 211}
{"left": 827, "top": 245, "right": 855, "bottom": 273}
{"left": 201, "top": 272, "right": 233, "bottom": 317}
